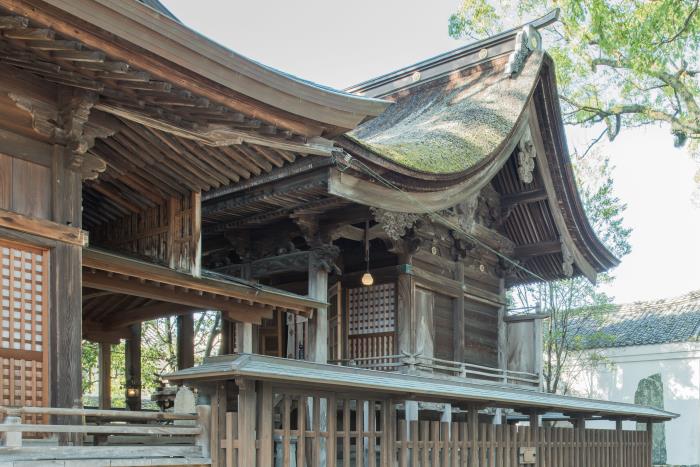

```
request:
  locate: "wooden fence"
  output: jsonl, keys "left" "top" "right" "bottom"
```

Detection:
{"left": 215, "top": 383, "right": 652, "bottom": 467}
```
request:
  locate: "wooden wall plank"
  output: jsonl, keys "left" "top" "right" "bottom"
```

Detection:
{"left": 0, "top": 153, "right": 11, "bottom": 210}
{"left": 11, "top": 158, "right": 51, "bottom": 220}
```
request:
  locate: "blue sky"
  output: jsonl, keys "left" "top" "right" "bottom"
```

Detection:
{"left": 162, "top": 0, "right": 700, "bottom": 303}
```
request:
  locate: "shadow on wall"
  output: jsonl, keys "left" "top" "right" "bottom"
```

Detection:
{"left": 635, "top": 373, "right": 667, "bottom": 465}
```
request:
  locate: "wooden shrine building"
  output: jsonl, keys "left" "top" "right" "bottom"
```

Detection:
{"left": 0, "top": 1, "right": 676, "bottom": 466}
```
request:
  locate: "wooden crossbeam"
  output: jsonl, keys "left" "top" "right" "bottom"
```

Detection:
{"left": 501, "top": 188, "right": 548, "bottom": 208}
{"left": 82, "top": 248, "right": 318, "bottom": 313}
{"left": 0, "top": 16, "right": 28, "bottom": 29}
{"left": 514, "top": 240, "right": 561, "bottom": 259}
{"left": 3, "top": 27, "right": 53, "bottom": 40}
{"left": 82, "top": 269, "right": 274, "bottom": 324}
{"left": 0, "top": 208, "right": 88, "bottom": 246}
{"left": 103, "top": 302, "right": 197, "bottom": 328}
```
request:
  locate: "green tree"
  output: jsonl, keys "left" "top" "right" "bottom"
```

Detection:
{"left": 81, "top": 311, "right": 222, "bottom": 406}
{"left": 449, "top": 0, "right": 700, "bottom": 153}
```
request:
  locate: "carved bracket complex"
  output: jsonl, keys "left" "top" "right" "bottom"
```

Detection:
{"left": 517, "top": 129, "right": 536, "bottom": 184}
{"left": 9, "top": 89, "right": 110, "bottom": 180}
{"left": 561, "top": 239, "right": 574, "bottom": 277}
{"left": 371, "top": 207, "right": 421, "bottom": 241}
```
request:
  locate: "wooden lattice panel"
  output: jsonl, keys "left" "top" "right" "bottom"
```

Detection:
{"left": 0, "top": 239, "right": 48, "bottom": 425}
{"left": 347, "top": 283, "right": 395, "bottom": 335}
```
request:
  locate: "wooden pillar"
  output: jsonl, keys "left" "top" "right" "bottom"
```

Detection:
{"left": 98, "top": 342, "right": 111, "bottom": 410}
{"left": 469, "top": 405, "right": 479, "bottom": 467}
{"left": 453, "top": 261, "right": 465, "bottom": 363}
{"left": 236, "top": 378, "right": 257, "bottom": 467}
{"left": 177, "top": 314, "right": 195, "bottom": 369}
{"left": 49, "top": 145, "right": 83, "bottom": 417}
{"left": 220, "top": 316, "right": 234, "bottom": 354}
{"left": 125, "top": 323, "right": 142, "bottom": 411}
{"left": 574, "top": 415, "right": 586, "bottom": 467}
{"left": 396, "top": 253, "right": 415, "bottom": 357}
{"left": 497, "top": 278, "right": 508, "bottom": 382}
{"left": 236, "top": 322, "right": 254, "bottom": 353}
{"left": 646, "top": 419, "right": 653, "bottom": 467}
{"left": 616, "top": 419, "right": 623, "bottom": 467}
{"left": 307, "top": 256, "right": 328, "bottom": 363}
{"left": 530, "top": 412, "right": 541, "bottom": 466}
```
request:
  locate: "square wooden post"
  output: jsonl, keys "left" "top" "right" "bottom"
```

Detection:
{"left": 530, "top": 412, "right": 541, "bottom": 467}
{"left": 177, "top": 313, "right": 195, "bottom": 369}
{"left": 220, "top": 316, "right": 234, "bottom": 354}
{"left": 469, "top": 405, "right": 479, "bottom": 466}
{"left": 237, "top": 378, "right": 257, "bottom": 467}
{"left": 236, "top": 322, "right": 254, "bottom": 353}
{"left": 646, "top": 419, "right": 654, "bottom": 467}
{"left": 616, "top": 419, "right": 623, "bottom": 467}
{"left": 98, "top": 342, "right": 111, "bottom": 410}
{"left": 125, "top": 323, "right": 142, "bottom": 411}
{"left": 307, "top": 255, "right": 329, "bottom": 363}
{"left": 50, "top": 145, "right": 83, "bottom": 424}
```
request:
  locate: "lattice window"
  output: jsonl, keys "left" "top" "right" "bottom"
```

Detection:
{"left": 0, "top": 239, "right": 48, "bottom": 424}
{"left": 347, "top": 283, "right": 395, "bottom": 335}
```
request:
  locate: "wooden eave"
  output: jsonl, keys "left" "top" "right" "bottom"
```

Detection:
{"left": 82, "top": 248, "right": 323, "bottom": 315}
{"left": 0, "top": 0, "right": 390, "bottom": 137}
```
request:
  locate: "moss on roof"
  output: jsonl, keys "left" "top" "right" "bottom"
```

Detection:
{"left": 349, "top": 52, "right": 544, "bottom": 174}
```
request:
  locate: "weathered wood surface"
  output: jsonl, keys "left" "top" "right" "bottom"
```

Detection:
{"left": 218, "top": 385, "right": 652, "bottom": 467}
{"left": 0, "top": 207, "right": 87, "bottom": 246}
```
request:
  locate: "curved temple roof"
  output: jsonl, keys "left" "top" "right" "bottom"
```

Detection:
{"left": 334, "top": 20, "right": 619, "bottom": 283}
{"left": 348, "top": 51, "right": 543, "bottom": 174}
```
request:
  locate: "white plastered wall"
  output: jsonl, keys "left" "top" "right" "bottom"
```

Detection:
{"left": 564, "top": 342, "right": 700, "bottom": 466}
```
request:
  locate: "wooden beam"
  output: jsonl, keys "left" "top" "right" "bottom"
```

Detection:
{"left": 514, "top": 240, "right": 561, "bottom": 260}
{"left": 82, "top": 327, "right": 127, "bottom": 344}
{"left": 82, "top": 248, "right": 319, "bottom": 313}
{"left": 0, "top": 208, "right": 88, "bottom": 246}
{"left": 102, "top": 302, "right": 196, "bottom": 328}
{"left": 500, "top": 188, "right": 548, "bottom": 208}
{"left": 82, "top": 269, "right": 273, "bottom": 323}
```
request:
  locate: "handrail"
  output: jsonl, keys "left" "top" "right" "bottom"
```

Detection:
{"left": 0, "top": 406, "right": 199, "bottom": 421}
{"left": 330, "top": 353, "right": 540, "bottom": 387}
{"left": 0, "top": 404, "right": 212, "bottom": 463}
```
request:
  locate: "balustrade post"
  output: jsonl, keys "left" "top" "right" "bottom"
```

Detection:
{"left": 237, "top": 378, "right": 257, "bottom": 467}
{"left": 195, "top": 404, "right": 211, "bottom": 459}
{"left": 2, "top": 415, "right": 22, "bottom": 448}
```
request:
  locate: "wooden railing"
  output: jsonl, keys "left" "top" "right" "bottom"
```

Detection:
{"left": 330, "top": 353, "right": 541, "bottom": 388}
{"left": 219, "top": 382, "right": 653, "bottom": 467}
{"left": 0, "top": 405, "right": 212, "bottom": 465}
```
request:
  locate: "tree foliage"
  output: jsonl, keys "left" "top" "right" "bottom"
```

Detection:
{"left": 449, "top": 0, "right": 700, "bottom": 153}
{"left": 81, "top": 311, "right": 222, "bottom": 406}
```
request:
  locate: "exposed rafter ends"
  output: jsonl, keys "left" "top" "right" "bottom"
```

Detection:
{"left": 0, "top": 0, "right": 390, "bottom": 135}
{"left": 95, "top": 103, "right": 336, "bottom": 156}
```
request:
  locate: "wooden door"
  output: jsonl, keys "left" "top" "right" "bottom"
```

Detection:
{"left": 0, "top": 239, "right": 49, "bottom": 424}
{"left": 433, "top": 293, "right": 454, "bottom": 361}
{"left": 346, "top": 283, "right": 396, "bottom": 366}
{"left": 258, "top": 310, "right": 284, "bottom": 357}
